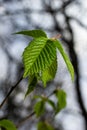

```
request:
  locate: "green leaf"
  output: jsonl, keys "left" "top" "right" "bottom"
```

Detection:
{"left": 55, "top": 89, "right": 67, "bottom": 113}
{"left": 0, "top": 119, "right": 17, "bottom": 130}
{"left": 42, "top": 56, "right": 57, "bottom": 87}
{"left": 38, "top": 122, "right": 54, "bottom": 130}
{"left": 34, "top": 95, "right": 43, "bottom": 99}
{"left": 14, "top": 29, "right": 47, "bottom": 38}
{"left": 34, "top": 100, "right": 45, "bottom": 117}
{"left": 25, "top": 75, "right": 37, "bottom": 98}
{"left": 47, "top": 99, "right": 56, "bottom": 110}
{"left": 34, "top": 95, "right": 56, "bottom": 110}
{"left": 23, "top": 37, "right": 56, "bottom": 77}
{"left": 52, "top": 39, "right": 74, "bottom": 81}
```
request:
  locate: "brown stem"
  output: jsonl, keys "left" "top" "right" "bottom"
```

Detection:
{"left": 51, "top": 34, "right": 61, "bottom": 40}
{"left": 0, "top": 76, "right": 23, "bottom": 109}
{"left": 16, "top": 112, "right": 35, "bottom": 128}
{"left": 16, "top": 88, "right": 58, "bottom": 128}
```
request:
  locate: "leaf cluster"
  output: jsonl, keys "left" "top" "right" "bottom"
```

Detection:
{"left": 0, "top": 29, "right": 74, "bottom": 130}
{"left": 15, "top": 29, "right": 74, "bottom": 97}
{"left": 34, "top": 89, "right": 67, "bottom": 117}
{"left": 1, "top": 29, "right": 74, "bottom": 130}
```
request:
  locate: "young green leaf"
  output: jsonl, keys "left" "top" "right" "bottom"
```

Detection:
{"left": 34, "top": 100, "right": 45, "bottom": 117}
{"left": 23, "top": 37, "right": 56, "bottom": 77}
{"left": 0, "top": 119, "right": 17, "bottom": 130}
{"left": 34, "top": 95, "right": 56, "bottom": 110}
{"left": 25, "top": 75, "right": 37, "bottom": 98}
{"left": 34, "top": 95, "right": 43, "bottom": 99}
{"left": 37, "top": 122, "right": 54, "bottom": 130}
{"left": 42, "top": 57, "right": 57, "bottom": 87}
{"left": 47, "top": 99, "right": 56, "bottom": 110}
{"left": 52, "top": 39, "right": 74, "bottom": 81}
{"left": 55, "top": 89, "right": 67, "bottom": 113}
{"left": 14, "top": 29, "right": 47, "bottom": 38}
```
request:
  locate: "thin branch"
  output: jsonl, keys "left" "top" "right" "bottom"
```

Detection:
{"left": 0, "top": 76, "right": 23, "bottom": 109}
{"left": 16, "top": 112, "right": 35, "bottom": 128}
{"left": 62, "top": 7, "right": 87, "bottom": 130}
{"left": 51, "top": 34, "right": 61, "bottom": 40}
{"left": 69, "top": 16, "right": 87, "bottom": 30}
{"left": 16, "top": 88, "right": 58, "bottom": 128}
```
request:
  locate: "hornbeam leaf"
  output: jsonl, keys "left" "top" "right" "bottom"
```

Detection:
{"left": 24, "top": 75, "right": 37, "bottom": 98}
{"left": 23, "top": 37, "right": 56, "bottom": 77}
{"left": 14, "top": 29, "right": 47, "bottom": 38}
{"left": 34, "top": 100, "right": 45, "bottom": 117}
{"left": 42, "top": 57, "right": 57, "bottom": 87}
{"left": 47, "top": 99, "right": 56, "bottom": 110}
{"left": 38, "top": 122, "right": 54, "bottom": 130}
{"left": 0, "top": 120, "right": 17, "bottom": 130}
{"left": 55, "top": 89, "right": 67, "bottom": 113}
{"left": 52, "top": 39, "right": 74, "bottom": 81}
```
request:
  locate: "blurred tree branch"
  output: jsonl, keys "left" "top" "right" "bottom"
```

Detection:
{"left": 0, "top": 0, "right": 87, "bottom": 130}
{"left": 42, "top": 0, "right": 87, "bottom": 130}
{"left": 0, "top": 76, "right": 23, "bottom": 109}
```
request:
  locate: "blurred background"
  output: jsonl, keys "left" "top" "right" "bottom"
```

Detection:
{"left": 0, "top": 0, "right": 87, "bottom": 130}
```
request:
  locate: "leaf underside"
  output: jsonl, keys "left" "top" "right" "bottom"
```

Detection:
{"left": 23, "top": 37, "right": 56, "bottom": 77}
{"left": 42, "top": 56, "right": 57, "bottom": 86}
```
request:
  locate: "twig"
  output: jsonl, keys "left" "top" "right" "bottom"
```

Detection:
{"left": 16, "top": 88, "right": 58, "bottom": 128}
{"left": 0, "top": 76, "right": 23, "bottom": 109}
{"left": 51, "top": 34, "right": 61, "bottom": 40}
{"left": 16, "top": 112, "right": 35, "bottom": 128}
